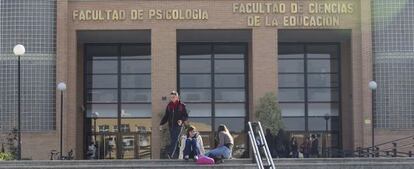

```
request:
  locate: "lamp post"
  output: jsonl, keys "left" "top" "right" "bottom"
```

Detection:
{"left": 323, "top": 114, "right": 330, "bottom": 157}
{"left": 13, "top": 44, "right": 25, "bottom": 160}
{"left": 57, "top": 82, "right": 67, "bottom": 159}
{"left": 369, "top": 81, "right": 377, "bottom": 156}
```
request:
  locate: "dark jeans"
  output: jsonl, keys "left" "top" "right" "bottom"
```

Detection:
{"left": 168, "top": 125, "right": 182, "bottom": 158}
{"left": 183, "top": 139, "right": 200, "bottom": 158}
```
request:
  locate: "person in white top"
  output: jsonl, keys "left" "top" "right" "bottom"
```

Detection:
{"left": 178, "top": 125, "right": 205, "bottom": 160}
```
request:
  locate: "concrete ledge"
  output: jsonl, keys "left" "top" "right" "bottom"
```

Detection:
{"left": 0, "top": 158, "right": 413, "bottom": 169}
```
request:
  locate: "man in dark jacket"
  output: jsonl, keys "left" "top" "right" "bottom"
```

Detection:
{"left": 160, "top": 91, "right": 188, "bottom": 158}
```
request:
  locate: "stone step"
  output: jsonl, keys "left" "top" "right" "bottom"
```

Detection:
{"left": 1, "top": 158, "right": 413, "bottom": 169}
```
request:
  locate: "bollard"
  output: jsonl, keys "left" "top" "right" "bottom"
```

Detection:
{"left": 392, "top": 142, "right": 397, "bottom": 157}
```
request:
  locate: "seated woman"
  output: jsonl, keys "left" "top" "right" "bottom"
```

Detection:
{"left": 179, "top": 125, "right": 205, "bottom": 160}
{"left": 205, "top": 124, "right": 234, "bottom": 162}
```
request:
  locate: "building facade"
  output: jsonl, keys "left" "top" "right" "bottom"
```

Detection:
{"left": 0, "top": 0, "right": 413, "bottom": 160}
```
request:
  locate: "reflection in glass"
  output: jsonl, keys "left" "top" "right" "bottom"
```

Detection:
{"left": 308, "top": 103, "right": 339, "bottom": 116}
{"left": 307, "top": 60, "right": 337, "bottom": 73}
{"left": 214, "top": 74, "right": 245, "bottom": 88}
{"left": 180, "top": 89, "right": 211, "bottom": 102}
{"left": 278, "top": 74, "right": 304, "bottom": 87}
{"left": 215, "top": 104, "right": 245, "bottom": 117}
{"left": 87, "top": 60, "right": 118, "bottom": 74}
{"left": 121, "top": 89, "right": 151, "bottom": 102}
{"left": 186, "top": 103, "right": 211, "bottom": 117}
{"left": 307, "top": 74, "right": 338, "bottom": 87}
{"left": 86, "top": 104, "right": 117, "bottom": 117}
{"left": 214, "top": 60, "right": 244, "bottom": 73}
{"left": 121, "top": 60, "right": 151, "bottom": 73}
{"left": 278, "top": 89, "right": 305, "bottom": 102}
{"left": 87, "top": 89, "right": 118, "bottom": 103}
{"left": 87, "top": 75, "right": 118, "bottom": 88}
{"left": 121, "top": 75, "right": 151, "bottom": 88}
{"left": 121, "top": 104, "right": 152, "bottom": 117}
{"left": 279, "top": 103, "right": 305, "bottom": 116}
{"left": 215, "top": 89, "right": 245, "bottom": 102}
{"left": 180, "top": 60, "right": 211, "bottom": 73}
{"left": 278, "top": 60, "right": 304, "bottom": 73}
{"left": 180, "top": 74, "right": 211, "bottom": 88}
{"left": 282, "top": 117, "right": 305, "bottom": 131}
{"left": 307, "top": 88, "right": 338, "bottom": 102}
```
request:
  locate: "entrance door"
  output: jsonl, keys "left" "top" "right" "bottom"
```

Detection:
{"left": 84, "top": 44, "right": 152, "bottom": 159}
{"left": 278, "top": 43, "right": 341, "bottom": 157}
{"left": 178, "top": 43, "right": 248, "bottom": 158}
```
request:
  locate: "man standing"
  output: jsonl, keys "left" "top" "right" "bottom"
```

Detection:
{"left": 160, "top": 91, "right": 188, "bottom": 158}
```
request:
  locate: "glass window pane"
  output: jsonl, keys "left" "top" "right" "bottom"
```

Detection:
{"left": 86, "top": 104, "right": 117, "bottom": 117}
{"left": 215, "top": 103, "right": 246, "bottom": 117}
{"left": 87, "top": 89, "right": 118, "bottom": 103}
{"left": 214, "top": 45, "right": 245, "bottom": 59}
{"left": 180, "top": 74, "right": 211, "bottom": 88}
{"left": 308, "top": 88, "right": 338, "bottom": 102}
{"left": 87, "top": 75, "right": 118, "bottom": 88}
{"left": 215, "top": 89, "right": 245, "bottom": 102}
{"left": 308, "top": 117, "right": 339, "bottom": 131}
{"left": 121, "top": 45, "right": 151, "bottom": 59}
{"left": 280, "top": 103, "right": 305, "bottom": 116}
{"left": 215, "top": 118, "right": 245, "bottom": 133}
{"left": 87, "top": 45, "right": 118, "bottom": 59}
{"left": 278, "top": 44, "right": 304, "bottom": 59}
{"left": 278, "top": 60, "right": 304, "bottom": 73}
{"left": 179, "top": 45, "right": 211, "bottom": 59}
{"left": 188, "top": 118, "right": 212, "bottom": 150}
{"left": 121, "top": 89, "right": 151, "bottom": 102}
{"left": 278, "top": 89, "right": 305, "bottom": 102}
{"left": 308, "top": 103, "right": 339, "bottom": 116}
{"left": 186, "top": 103, "right": 211, "bottom": 117}
{"left": 87, "top": 60, "right": 118, "bottom": 74}
{"left": 215, "top": 74, "right": 245, "bottom": 88}
{"left": 180, "top": 60, "right": 211, "bottom": 73}
{"left": 278, "top": 74, "right": 304, "bottom": 87}
{"left": 121, "top": 75, "right": 151, "bottom": 88}
{"left": 121, "top": 60, "right": 151, "bottom": 73}
{"left": 307, "top": 45, "right": 338, "bottom": 58}
{"left": 121, "top": 104, "right": 152, "bottom": 117}
{"left": 282, "top": 117, "right": 305, "bottom": 131}
{"left": 307, "top": 60, "right": 338, "bottom": 73}
{"left": 180, "top": 89, "right": 211, "bottom": 102}
{"left": 307, "top": 74, "right": 338, "bottom": 87}
{"left": 214, "top": 60, "right": 244, "bottom": 73}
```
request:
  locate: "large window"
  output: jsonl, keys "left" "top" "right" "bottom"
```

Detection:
{"left": 278, "top": 43, "right": 341, "bottom": 151}
{"left": 178, "top": 43, "right": 248, "bottom": 158}
{"left": 85, "top": 44, "right": 151, "bottom": 159}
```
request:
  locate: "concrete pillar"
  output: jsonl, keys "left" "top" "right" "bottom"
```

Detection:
{"left": 151, "top": 28, "right": 177, "bottom": 159}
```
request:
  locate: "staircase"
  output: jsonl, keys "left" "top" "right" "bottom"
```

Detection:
{"left": 1, "top": 158, "right": 414, "bottom": 169}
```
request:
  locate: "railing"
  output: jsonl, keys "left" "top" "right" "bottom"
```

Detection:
{"left": 354, "top": 135, "right": 414, "bottom": 158}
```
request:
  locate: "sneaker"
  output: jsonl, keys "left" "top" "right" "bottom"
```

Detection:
{"left": 193, "top": 155, "right": 199, "bottom": 161}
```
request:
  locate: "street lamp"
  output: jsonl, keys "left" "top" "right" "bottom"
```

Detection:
{"left": 369, "top": 81, "right": 377, "bottom": 156}
{"left": 57, "top": 82, "right": 67, "bottom": 159}
{"left": 13, "top": 44, "right": 25, "bottom": 160}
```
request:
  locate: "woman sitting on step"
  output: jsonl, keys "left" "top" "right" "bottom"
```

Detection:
{"left": 179, "top": 125, "right": 205, "bottom": 160}
{"left": 205, "top": 124, "right": 234, "bottom": 163}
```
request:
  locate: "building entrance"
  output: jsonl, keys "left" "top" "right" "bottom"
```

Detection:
{"left": 84, "top": 44, "right": 152, "bottom": 159}
{"left": 278, "top": 43, "right": 341, "bottom": 157}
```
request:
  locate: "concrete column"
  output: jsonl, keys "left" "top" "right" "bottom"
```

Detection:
{"left": 250, "top": 28, "right": 277, "bottom": 121}
{"left": 351, "top": 28, "right": 363, "bottom": 148}
{"left": 151, "top": 28, "right": 177, "bottom": 159}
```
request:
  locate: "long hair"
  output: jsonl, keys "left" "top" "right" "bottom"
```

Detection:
{"left": 217, "top": 124, "right": 228, "bottom": 133}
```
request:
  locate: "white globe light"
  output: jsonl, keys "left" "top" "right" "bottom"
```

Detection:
{"left": 57, "top": 82, "right": 67, "bottom": 91}
{"left": 13, "top": 44, "right": 25, "bottom": 56}
{"left": 369, "top": 81, "right": 377, "bottom": 90}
